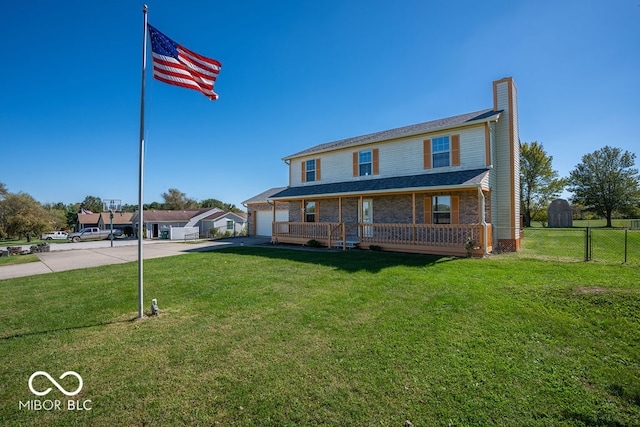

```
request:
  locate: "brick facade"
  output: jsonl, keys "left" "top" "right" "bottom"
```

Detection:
{"left": 286, "top": 190, "right": 491, "bottom": 227}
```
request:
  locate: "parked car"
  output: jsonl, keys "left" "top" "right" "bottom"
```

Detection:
{"left": 41, "top": 231, "right": 68, "bottom": 240}
{"left": 68, "top": 227, "right": 122, "bottom": 243}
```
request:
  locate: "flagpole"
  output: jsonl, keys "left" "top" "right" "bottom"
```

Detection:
{"left": 137, "top": 4, "right": 148, "bottom": 319}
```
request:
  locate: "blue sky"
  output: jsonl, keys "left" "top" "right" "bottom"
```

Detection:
{"left": 1, "top": 0, "right": 638, "bottom": 210}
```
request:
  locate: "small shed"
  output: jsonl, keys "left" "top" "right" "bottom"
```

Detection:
{"left": 548, "top": 199, "right": 573, "bottom": 228}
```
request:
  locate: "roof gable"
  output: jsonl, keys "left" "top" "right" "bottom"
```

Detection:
{"left": 203, "top": 211, "right": 248, "bottom": 221}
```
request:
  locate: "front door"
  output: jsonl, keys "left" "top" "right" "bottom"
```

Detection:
{"left": 360, "top": 198, "right": 373, "bottom": 238}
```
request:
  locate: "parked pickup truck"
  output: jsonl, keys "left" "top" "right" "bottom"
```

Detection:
{"left": 41, "top": 231, "right": 68, "bottom": 240}
{"left": 68, "top": 227, "right": 122, "bottom": 243}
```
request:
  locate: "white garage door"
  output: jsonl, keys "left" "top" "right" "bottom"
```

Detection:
{"left": 256, "top": 210, "right": 288, "bottom": 236}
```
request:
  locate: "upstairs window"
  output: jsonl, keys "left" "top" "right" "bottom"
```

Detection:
{"left": 353, "top": 149, "right": 379, "bottom": 177}
{"left": 301, "top": 158, "right": 320, "bottom": 183}
{"left": 432, "top": 136, "right": 450, "bottom": 168}
{"left": 425, "top": 135, "right": 460, "bottom": 169}
{"left": 305, "top": 159, "right": 316, "bottom": 182}
{"left": 359, "top": 150, "right": 372, "bottom": 176}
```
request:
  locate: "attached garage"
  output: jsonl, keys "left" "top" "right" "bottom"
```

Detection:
{"left": 242, "top": 187, "right": 290, "bottom": 237}
{"left": 256, "top": 210, "right": 288, "bottom": 236}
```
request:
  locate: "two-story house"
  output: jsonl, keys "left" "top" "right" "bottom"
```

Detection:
{"left": 260, "top": 78, "right": 521, "bottom": 256}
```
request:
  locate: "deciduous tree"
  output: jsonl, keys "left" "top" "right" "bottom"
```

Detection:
{"left": 520, "top": 142, "right": 566, "bottom": 227}
{"left": 162, "top": 188, "right": 198, "bottom": 210}
{"left": 568, "top": 146, "right": 640, "bottom": 227}
{"left": 42, "top": 202, "right": 71, "bottom": 230}
{"left": 80, "top": 195, "right": 104, "bottom": 213}
{"left": 199, "top": 198, "right": 241, "bottom": 212}
{"left": 0, "top": 193, "right": 52, "bottom": 241}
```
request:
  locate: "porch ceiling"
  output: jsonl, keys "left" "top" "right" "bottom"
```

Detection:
{"left": 269, "top": 168, "right": 490, "bottom": 200}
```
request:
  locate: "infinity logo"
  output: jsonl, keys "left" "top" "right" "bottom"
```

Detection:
{"left": 28, "top": 371, "right": 83, "bottom": 397}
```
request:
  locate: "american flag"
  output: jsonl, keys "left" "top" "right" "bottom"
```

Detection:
{"left": 147, "top": 24, "right": 222, "bottom": 100}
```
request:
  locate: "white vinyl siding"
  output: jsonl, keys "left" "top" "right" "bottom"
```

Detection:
{"left": 289, "top": 124, "right": 488, "bottom": 187}
{"left": 494, "top": 79, "right": 517, "bottom": 238}
{"left": 488, "top": 121, "right": 499, "bottom": 229}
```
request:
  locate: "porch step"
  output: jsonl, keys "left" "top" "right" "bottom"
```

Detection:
{"left": 333, "top": 240, "right": 359, "bottom": 249}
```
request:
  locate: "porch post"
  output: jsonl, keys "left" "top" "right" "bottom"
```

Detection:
{"left": 412, "top": 193, "right": 417, "bottom": 244}
{"left": 272, "top": 200, "right": 276, "bottom": 240}
{"left": 339, "top": 197, "right": 345, "bottom": 250}
{"left": 478, "top": 186, "right": 488, "bottom": 255}
{"left": 358, "top": 196, "right": 363, "bottom": 238}
{"left": 477, "top": 189, "right": 484, "bottom": 224}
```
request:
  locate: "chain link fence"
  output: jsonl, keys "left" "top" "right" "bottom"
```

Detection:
{"left": 500, "top": 227, "right": 640, "bottom": 265}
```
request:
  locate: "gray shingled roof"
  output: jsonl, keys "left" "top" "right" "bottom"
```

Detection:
{"left": 131, "top": 208, "right": 214, "bottom": 224}
{"left": 203, "top": 211, "right": 248, "bottom": 221}
{"left": 242, "top": 187, "right": 288, "bottom": 205}
{"left": 269, "top": 169, "right": 490, "bottom": 200}
{"left": 283, "top": 109, "right": 501, "bottom": 160}
{"left": 99, "top": 212, "right": 134, "bottom": 225}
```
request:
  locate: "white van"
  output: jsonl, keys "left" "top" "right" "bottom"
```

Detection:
{"left": 41, "top": 231, "right": 68, "bottom": 240}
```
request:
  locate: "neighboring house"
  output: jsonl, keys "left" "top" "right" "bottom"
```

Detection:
{"left": 131, "top": 208, "right": 246, "bottom": 239}
{"left": 98, "top": 212, "right": 134, "bottom": 236}
{"left": 265, "top": 78, "right": 521, "bottom": 256}
{"left": 201, "top": 210, "right": 248, "bottom": 237}
{"left": 242, "top": 187, "right": 290, "bottom": 237}
{"left": 76, "top": 212, "right": 100, "bottom": 231}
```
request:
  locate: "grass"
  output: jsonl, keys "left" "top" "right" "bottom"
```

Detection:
{"left": 528, "top": 219, "right": 638, "bottom": 228}
{"left": 0, "top": 253, "right": 40, "bottom": 266}
{"left": 520, "top": 227, "right": 640, "bottom": 264}
{"left": 0, "top": 238, "right": 70, "bottom": 245}
{"left": 1, "top": 247, "right": 639, "bottom": 426}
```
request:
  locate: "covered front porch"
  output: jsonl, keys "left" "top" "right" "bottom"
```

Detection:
{"left": 272, "top": 221, "right": 492, "bottom": 257}
{"left": 267, "top": 169, "right": 493, "bottom": 257}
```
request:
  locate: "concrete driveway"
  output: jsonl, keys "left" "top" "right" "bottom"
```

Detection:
{"left": 0, "top": 237, "right": 271, "bottom": 281}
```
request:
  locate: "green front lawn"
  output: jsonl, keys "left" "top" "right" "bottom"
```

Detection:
{"left": 0, "top": 238, "right": 70, "bottom": 245}
{"left": 0, "top": 253, "right": 40, "bottom": 266}
{"left": 1, "top": 248, "right": 639, "bottom": 426}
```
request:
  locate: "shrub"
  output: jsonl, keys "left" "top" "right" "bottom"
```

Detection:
{"left": 465, "top": 237, "right": 476, "bottom": 257}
